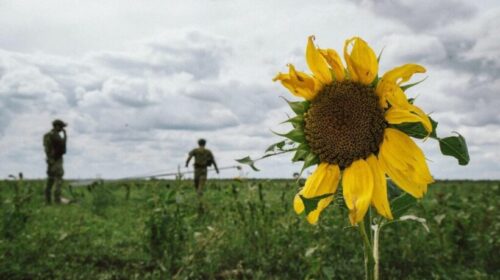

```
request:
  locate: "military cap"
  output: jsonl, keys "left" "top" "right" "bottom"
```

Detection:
{"left": 52, "top": 119, "right": 67, "bottom": 127}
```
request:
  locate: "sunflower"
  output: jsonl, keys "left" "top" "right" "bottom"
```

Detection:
{"left": 273, "top": 36, "right": 434, "bottom": 225}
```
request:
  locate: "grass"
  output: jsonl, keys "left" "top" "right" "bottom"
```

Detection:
{"left": 0, "top": 178, "right": 499, "bottom": 279}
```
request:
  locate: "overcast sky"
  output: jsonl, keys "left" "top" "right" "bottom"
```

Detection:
{"left": 1, "top": 0, "right": 499, "bottom": 180}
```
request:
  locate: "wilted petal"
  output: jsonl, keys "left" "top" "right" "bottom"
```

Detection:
{"left": 298, "top": 163, "right": 341, "bottom": 224}
{"left": 376, "top": 63, "right": 426, "bottom": 108}
{"left": 293, "top": 192, "right": 305, "bottom": 214}
{"left": 366, "top": 154, "right": 393, "bottom": 220}
{"left": 319, "top": 48, "right": 345, "bottom": 81}
{"left": 382, "top": 64, "right": 426, "bottom": 85}
{"left": 273, "top": 64, "right": 320, "bottom": 100}
{"left": 379, "top": 128, "right": 434, "bottom": 198}
{"left": 385, "top": 107, "right": 432, "bottom": 133}
{"left": 306, "top": 36, "right": 333, "bottom": 84}
{"left": 342, "top": 159, "right": 374, "bottom": 225}
{"left": 306, "top": 196, "right": 334, "bottom": 224}
{"left": 344, "top": 37, "right": 378, "bottom": 85}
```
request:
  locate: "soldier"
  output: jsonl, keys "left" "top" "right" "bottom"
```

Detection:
{"left": 43, "top": 119, "right": 67, "bottom": 204}
{"left": 185, "top": 139, "right": 219, "bottom": 195}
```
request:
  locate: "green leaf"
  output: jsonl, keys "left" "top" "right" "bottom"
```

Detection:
{"left": 283, "top": 115, "right": 305, "bottom": 129}
{"left": 390, "top": 192, "right": 418, "bottom": 219}
{"left": 393, "top": 117, "right": 438, "bottom": 139}
{"left": 300, "top": 193, "right": 334, "bottom": 216}
{"left": 235, "top": 156, "right": 260, "bottom": 171}
{"left": 377, "top": 47, "right": 385, "bottom": 63}
{"left": 301, "top": 152, "right": 319, "bottom": 173}
{"left": 265, "top": 140, "right": 287, "bottom": 153}
{"left": 438, "top": 133, "right": 470, "bottom": 165}
{"left": 292, "top": 144, "right": 310, "bottom": 162}
{"left": 400, "top": 77, "right": 428, "bottom": 91}
{"left": 273, "top": 128, "right": 306, "bottom": 143}
{"left": 281, "top": 97, "right": 310, "bottom": 115}
{"left": 370, "top": 75, "right": 380, "bottom": 88}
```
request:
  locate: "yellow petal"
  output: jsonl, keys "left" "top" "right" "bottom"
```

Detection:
{"left": 299, "top": 163, "right": 341, "bottom": 224}
{"left": 375, "top": 80, "right": 406, "bottom": 108}
{"left": 302, "top": 163, "right": 341, "bottom": 198}
{"left": 273, "top": 64, "right": 320, "bottom": 100}
{"left": 293, "top": 192, "right": 305, "bottom": 214}
{"left": 342, "top": 159, "right": 374, "bottom": 225}
{"left": 379, "top": 128, "right": 434, "bottom": 198}
{"left": 307, "top": 196, "right": 334, "bottom": 225}
{"left": 306, "top": 36, "right": 333, "bottom": 85}
{"left": 366, "top": 154, "right": 393, "bottom": 220}
{"left": 382, "top": 64, "right": 426, "bottom": 85}
{"left": 377, "top": 83, "right": 432, "bottom": 134}
{"left": 319, "top": 48, "right": 345, "bottom": 81}
{"left": 376, "top": 63, "right": 426, "bottom": 108}
{"left": 385, "top": 107, "right": 421, "bottom": 124}
{"left": 408, "top": 104, "right": 433, "bottom": 134}
{"left": 344, "top": 37, "right": 378, "bottom": 85}
{"left": 385, "top": 106, "right": 432, "bottom": 133}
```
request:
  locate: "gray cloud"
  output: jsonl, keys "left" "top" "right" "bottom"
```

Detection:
{"left": 355, "top": 0, "right": 477, "bottom": 31}
{"left": 93, "top": 31, "right": 230, "bottom": 80}
{"left": 0, "top": 1, "right": 498, "bottom": 179}
{"left": 183, "top": 80, "right": 283, "bottom": 124}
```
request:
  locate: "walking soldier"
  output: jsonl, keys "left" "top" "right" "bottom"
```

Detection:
{"left": 185, "top": 139, "right": 219, "bottom": 195}
{"left": 43, "top": 119, "right": 67, "bottom": 204}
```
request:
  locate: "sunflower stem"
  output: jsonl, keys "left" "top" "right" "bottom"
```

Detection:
{"left": 358, "top": 220, "right": 375, "bottom": 280}
{"left": 373, "top": 223, "right": 381, "bottom": 280}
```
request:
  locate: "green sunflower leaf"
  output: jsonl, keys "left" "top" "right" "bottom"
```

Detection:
{"left": 300, "top": 193, "right": 334, "bottom": 216}
{"left": 235, "top": 156, "right": 260, "bottom": 171}
{"left": 400, "top": 77, "right": 428, "bottom": 91}
{"left": 377, "top": 47, "right": 385, "bottom": 63}
{"left": 283, "top": 115, "right": 305, "bottom": 129}
{"left": 438, "top": 133, "right": 470, "bottom": 165}
{"left": 273, "top": 128, "right": 306, "bottom": 143}
{"left": 370, "top": 75, "right": 380, "bottom": 88}
{"left": 393, "top": 117, "right": 438, "bottom": 139}
{"left": 301, "top": 152, "right": 319, "bottom": 172}
{"left": 292, "top": 144, "right": 310, "bottom": 162}
{"left": 282, "top": 98, "right": 310, "bottom": 115}
{"left": 265, "top": 140, "right": 287, "bottom": 153}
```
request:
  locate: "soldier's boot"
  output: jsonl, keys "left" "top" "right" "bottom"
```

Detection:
{"left": 45, "top": 178, "right": 54, "bottom": 204}
{"left": 54, "top": 177, "right": 62, "bottom": 204}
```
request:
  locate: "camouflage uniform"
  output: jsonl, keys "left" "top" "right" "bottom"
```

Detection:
{"left": 187, "top": 147, "right": 216, "bottom": 195}
{"left": 43, "top": 129, "right": 66, "bottom": 204}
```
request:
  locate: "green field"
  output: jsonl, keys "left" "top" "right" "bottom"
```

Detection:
{"left": 0, "top": 178, "right": 498, "bottom": 279}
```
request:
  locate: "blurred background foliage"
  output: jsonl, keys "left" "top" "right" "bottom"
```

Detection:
{"left": 0, "top": 179, "right": 498, "bottom": 279}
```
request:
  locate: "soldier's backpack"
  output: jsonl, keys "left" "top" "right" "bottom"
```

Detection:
{"left": 194, "top": 148, "right": 214, "bottom": 168}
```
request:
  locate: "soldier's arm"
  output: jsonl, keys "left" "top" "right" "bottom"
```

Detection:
{"left": 185, "top": 150, "right": 194, "bottom": 167}
{"left": 62, "top": 129, "right": 67, "bottom": 142}
{"left": 43, "top": 134, "right": 52, "bottom": 159}
{"left": 211, "top": 152, "right": 219, "bottom": 173}
{"left": 61, "top": 129, "right": 67, "bottom": 154}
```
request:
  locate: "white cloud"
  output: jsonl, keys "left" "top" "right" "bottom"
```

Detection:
{"left": 0, "top": 0, "right": 498, "bottom": 180}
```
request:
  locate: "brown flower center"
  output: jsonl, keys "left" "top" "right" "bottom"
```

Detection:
{"left": 304, "top": 81, "right": 386, "bottom": 169}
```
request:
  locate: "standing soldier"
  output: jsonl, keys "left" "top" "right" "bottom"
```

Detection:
{"left": 43, "top": 119, "right": 67, "bottom": 204}
{"left": 185, "top": 139, "right": 219, "bottom": 195}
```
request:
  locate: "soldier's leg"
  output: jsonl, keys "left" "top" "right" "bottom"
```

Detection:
{"left": 54, "top": 176, "right": 62, "bottom": 204}
{"left": 53, "top": 159, "right": 64, "bottom": 204}
{"left": 45, "top": 177, "right": 54, "bottom": 204}
{"left": 194, "top": 172, "right": 200, "bottom": 192}
{"left": 197, "top": 170, "right": 207, "bottom": 196}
